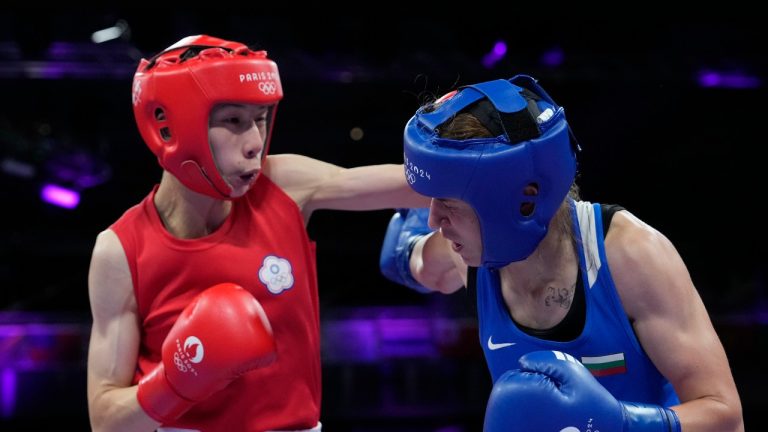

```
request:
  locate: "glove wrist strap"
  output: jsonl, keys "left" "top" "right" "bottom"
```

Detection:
{"left": 137, "top": 364, "right": 195, "bottom": 424}
{"left": 623, "top": 402, "right": 681, "bottom": 432}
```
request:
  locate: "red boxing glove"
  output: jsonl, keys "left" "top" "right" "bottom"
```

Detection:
{"left": 137, "top": 283, "right": 276, "bottom": 424}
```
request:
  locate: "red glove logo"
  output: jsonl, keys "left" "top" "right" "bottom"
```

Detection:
{"left": 183, "top": 336, "right": 205, "bottom": 363}
{"left": 172, "top": 336, "right": 204, "bottom": 376}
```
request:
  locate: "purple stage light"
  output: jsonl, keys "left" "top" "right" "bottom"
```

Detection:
{"left": 46, "top": 150, "right": 112, "bottom": 189}
{"left": 540, "top": 46, "right": 565, "bottom": 67}
{"left": 697, "top": 70, "right": 761, "bottom": 89}
{"left": 40, "top": 184, "right": 80, "bottom": 209}
{"left": 492, "top": 41, "right": 507, "bottom": 57}
{"left": 322, "top": 306, "right": 480, "bottom": 362}
{"left": 0, "top": 316, "right": 90, "bottom": 419}
{"left": 482, "top": 40, "right": 507, "bottom": 69}
{"left": 1, "top": 369, "right": 14, "bottom": 418}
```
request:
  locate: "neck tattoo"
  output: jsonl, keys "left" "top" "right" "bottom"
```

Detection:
{"left": 544, "top": 284, "right": 574, "bottom": 309}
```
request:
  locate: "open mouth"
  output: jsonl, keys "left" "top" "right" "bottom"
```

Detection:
{"left": 441, "top": 230, "right": 463, "bottom": 252}
{"left": 236, "top": 170, "right": 259, "bottom": 186}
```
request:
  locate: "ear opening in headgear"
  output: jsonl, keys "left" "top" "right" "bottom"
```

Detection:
{"left": 160, "top": 127, "right": 172, "bottom": 141}
{"left": 519, "top": 183, "right": 539, "bottom": 217}
{"left": 153, "top": 108, "right": 170, "bottom": 141}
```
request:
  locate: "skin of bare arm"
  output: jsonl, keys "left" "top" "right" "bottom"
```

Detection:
{"left": 263, "top": 153, "right": 429, "bottom": 222}
{"left": 410, "top": 231, "right": 466, "bottom": 293}
{"left": 87, "top": 230, "right": 159, "bottom": 432}
{"left": 607, "top": 211, "right": 744, "bottom": 432}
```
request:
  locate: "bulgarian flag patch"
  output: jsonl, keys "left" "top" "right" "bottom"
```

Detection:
{"left": 581, "top": 353, "right": 626, "bottom": 376}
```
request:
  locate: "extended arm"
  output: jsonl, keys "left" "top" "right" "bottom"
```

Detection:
{"left": 263, "top": 154, "right": 430, "bottom": 220}
{"left": 608, "top": 211, "right": 743, "bottom": 432}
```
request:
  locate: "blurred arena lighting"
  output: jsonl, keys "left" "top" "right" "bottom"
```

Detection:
{"left": 540, "top": 46, "right": 565, "bottom": 67}
{"left": 91, "top": 20, "right": 130, "bottom": 44}
{"left": 322, "top": 306, "right": 478, "bottom": 363}
{"left": 0, "top": 158, "right": 36, "bottom": 179}
{"left": 40, "top": 184, "right": 80, "bottom": 209}
{"left": 1, "top": 368, "right": 13, "bottom": 418}
{"left": 45, "top": 150, "right": 112, "bottom": 190}
{"left": 0, "top": 314, "right": 89, "bottom": 418}
{"left": 349, "top": 127, "right": 364, "bottom": 141}
{"left": 0, "top": 37, "right": 140, "bottom": 79}
{"left": 481, "top": 40, "right": 507, "bottom": 69}
{"left": 697, "top": 69, "right": 761, "bottom": 89}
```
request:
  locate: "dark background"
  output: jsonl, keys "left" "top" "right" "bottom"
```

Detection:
{"left": 0, "top": 10, "right": 765, "bottom": 431}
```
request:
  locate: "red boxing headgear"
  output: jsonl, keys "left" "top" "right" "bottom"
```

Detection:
{"left": 132, "top": 35, "right": 283, "bottom": 198}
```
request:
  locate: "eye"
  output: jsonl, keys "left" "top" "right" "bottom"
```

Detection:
{"left": 438, "top": 200, "right": 456, "bottom": 211}
{"left": 226, "top": 117, "right": 241, "bottom": 124}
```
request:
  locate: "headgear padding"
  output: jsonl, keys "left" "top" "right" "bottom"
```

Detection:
{"left": 132, "top": 35, "right": 283, "bottom": 199}
{"left": 403, "top": 75, "right": 578, "bottom": 268}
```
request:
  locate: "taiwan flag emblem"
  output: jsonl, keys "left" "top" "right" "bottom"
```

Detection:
{"left": 581, "top": 353, "right": 626, "bottom": 376}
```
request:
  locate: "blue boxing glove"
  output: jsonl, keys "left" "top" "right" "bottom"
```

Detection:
{"left": 379, "top": 208, "right": 432, "bottom": 293}
{"left": 484, "top": 350, "right": 680, "bottom": 432}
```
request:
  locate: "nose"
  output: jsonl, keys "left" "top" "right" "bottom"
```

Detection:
{"left": 243, "top": 125, "right": 265, "bottom": 159}
{"left": 427, "top": 199, "right": 444, "bottom": 230}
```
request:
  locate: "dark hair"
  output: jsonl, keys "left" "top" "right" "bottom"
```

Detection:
{"left": 437, "top": 112, "right": 494, "bottom": 140}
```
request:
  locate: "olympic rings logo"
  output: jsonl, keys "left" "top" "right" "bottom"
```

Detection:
{"left": 406, "top": 170, "right": 416, "bottom": 185}
{"left": 258, "top": 81, "right": 277, "bottom": 95}
{"left": 173, "top": 352, "right": 188, "bottom": 372}
{"left": 259, "top": 255, "right": 294, "bottom": 294}
{"left": 272, "top": 274, "right": 290, "bottom": 284}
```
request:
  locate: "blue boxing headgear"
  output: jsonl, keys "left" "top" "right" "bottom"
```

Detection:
{"left": 403, "top": 75, "right": 578, "bottom": 268}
